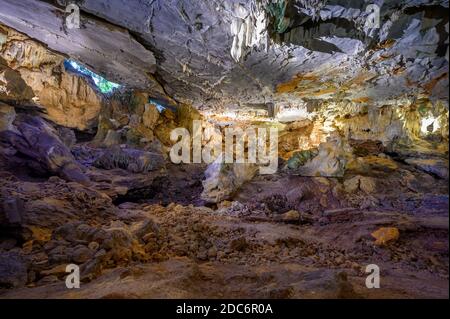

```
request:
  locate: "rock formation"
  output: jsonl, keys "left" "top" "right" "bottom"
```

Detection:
{"left": 0, "top": 25, "right": 103, "bottom": 131}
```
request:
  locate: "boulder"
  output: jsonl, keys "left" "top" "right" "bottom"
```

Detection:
{"left": 344, "top": 175, "right": 377, "bottom": 194}
{"left": 359, "top": 176, "right": 376, "bottom": 194}
{"left": 343, "top": 176, "right": 360, "bottom": 193}
{"left": 201, "top": 159, "right": 258, "bottom": 204}
{"left": 93, "top": 146, "right": 165, "bottom": 173}
{"left": 0, "top": 251, "right": 28, "bottom": 288}
{"left": 371, "top": 227, "right": 400, "bottom": 246}
{"left": 287, "top": 148, "right": 318, "bottom": 170}
{"left": 0, "top": 114, "right": 90, "bottom": 184}
{"left": 298, "top": 134, "right": 353, "bottom": 177}
{"left": 281, "top": 210, "right": 300, "bottom": 222}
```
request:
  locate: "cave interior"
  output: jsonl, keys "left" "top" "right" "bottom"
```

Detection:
{"left": 0, "top": 0, "right": 449, "bottom": 299}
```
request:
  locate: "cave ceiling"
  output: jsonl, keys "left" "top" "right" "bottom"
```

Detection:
{"left": 0, "top": 0, "right": 448, "bottom": 113}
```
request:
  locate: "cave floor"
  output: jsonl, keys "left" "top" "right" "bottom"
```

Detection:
{"left": 0, "top": 151, "right": 448, "bottom": 299}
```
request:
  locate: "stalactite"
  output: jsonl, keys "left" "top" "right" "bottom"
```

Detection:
{"left": 230, "top": 2, "right": 269, "bottom": 62}
{"left": 295, "top": 0, "right": 328, "bottom": 22}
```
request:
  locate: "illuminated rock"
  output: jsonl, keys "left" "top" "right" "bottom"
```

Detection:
{"left": 297, "top": 133, "right": 353, "bottom": 177}
{"left": 201, "top": 160, "right": 258, "bottom": 203}
{"left": 371, "top": 227, "right": 400, "bottom": 246}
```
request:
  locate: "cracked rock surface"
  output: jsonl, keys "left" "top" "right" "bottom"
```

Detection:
{"left": 1, "top": 0, "right": 448, "bottom": 112}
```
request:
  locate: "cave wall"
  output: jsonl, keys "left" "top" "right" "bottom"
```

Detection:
{"left": 0, "top": 25, "right": 103, "bottom": 131}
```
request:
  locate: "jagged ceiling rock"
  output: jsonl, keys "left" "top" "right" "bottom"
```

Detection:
{"left": 0, "top": 25, "right": 104, "bottom": 130}
{"left": 0, "top": 0, "right": 448, "bottom": 113}
{"left": 0, "top": 0, "right": 164, "bottom": 98}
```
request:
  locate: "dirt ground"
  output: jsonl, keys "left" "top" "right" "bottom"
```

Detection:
{"left": 1, "top": 156, "right": 448, "bottom": 299}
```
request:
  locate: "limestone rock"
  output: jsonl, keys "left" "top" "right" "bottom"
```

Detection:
{"left": 142, "top": 103, "right": 160, "bottom": 130}
{"left": 34, "top": 71, "right": 103, "bottom": 131}
{"left": 0, "top": 57, "right": 34, "bottom": 103}
{"left": 344, "top": 175, "right": 377, "bottom": 194}
{"left": 0, "top": 0, "right": 448, "bottom": 111}
{"left": 72, "top": 245, "right": 94, "bottom": 264}
{"left": 0, "top": 0, "right": 161, "bottom": 94}
{"left": 177, "top": 104, "right": 203, "bottom": 133}
{"left": 0, "top": 251, "right": 28, "bottom": 288}
{"left": 40, "top": 265, "right": 68, "bottom": 278}
{"left": 405, "top": 158, "right": 449, "bottom": 180}
{"left": 0, "top": 28, "right": 102, "bottom": 130}
{"left": 343, "top": 176, "right": 360, "bottom": 193}
{"left": 0, "top": 114, "right": 90, "bottom": 184}
{"left": 0, "top": 177, "right": 116, "bottom": 234}
{"left": 371, "top": 227, "right": 400, "bottom": 246}
{"left": 93, "top": 146, "right": 165, "bottom": 173}
{"left": 202, "top": 160, "right": 258, "bottom": 204}
{"left": 298, "top": 134, "right": 353, "bottom": 177}
{"left": 287, "top": 149, "right": 318, "bottom": 170}
{"left": 94, "top": 92, "right": 166, "bottom": 148}
{"left": 154, "top": 121, "right": 178, "bottom": 147}
{"left": 359, "top": 177, "right": 376, "bottom": 194}
{"left": 281, "top": 210, "right": 300, "bottom": 222}
{"left": 0, "top": 103, "right": 15, "bottom": 131}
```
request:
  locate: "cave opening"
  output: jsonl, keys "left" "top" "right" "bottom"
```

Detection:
{"left": 64, "top": 60, "right": 121, "bottom": 94}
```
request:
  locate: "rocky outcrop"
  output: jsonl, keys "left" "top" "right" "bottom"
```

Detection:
{"left": 93, "top": 146, "right": 165, "bottom": 173}
{"left": 405, "top": 158, "right": 449, "bottom": 180}
{"left": 0, "top": 114, "right": 90, "bottom": 184}
{"left": 95, "top": 91, "right": 163, "bottom": 147}
{"left": 0, "top": 174, "right": 116, "bottom": 235}
{"left": 0, "top": 251, "right": 28, "bottom": 288}
{"left": 296, "top": 133, "right": 353, "bottom": 177}
{"left": 0, "top": 56, "right": 34, "bottom": 103}
{"left": 202, "top": 160, "right": 258, "bottom": 203}
{"left": 0, "top": 103, "right": 15, "bottom": 131}
{"left": 0, "top": 0, "right": 161, "bottom": 94}
{"left": 0, "top": 25, "right": 103, "bottom": 131}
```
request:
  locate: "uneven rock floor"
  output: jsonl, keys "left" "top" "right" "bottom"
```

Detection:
{"left": 1, "top": 153, "right": 448, "bottom": 299}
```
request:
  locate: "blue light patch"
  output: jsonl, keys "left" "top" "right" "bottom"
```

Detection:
{"left": 64, "top": 60, "right": 121, "bottom": 94}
